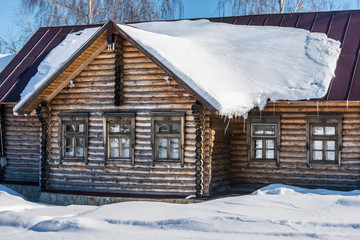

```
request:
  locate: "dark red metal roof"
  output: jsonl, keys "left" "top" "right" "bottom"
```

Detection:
{"left": 0, "top": 10, "right": 359, "bottom": 103}
{"left": 0, "top": 24, "right": 102, "bottom": 102}
{"left": 207, "top": 10, "right": 360, "bottom": 101}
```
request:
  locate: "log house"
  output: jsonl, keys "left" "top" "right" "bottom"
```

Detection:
{"left": 0, "top": 10, "right": 359, "bottom": 201}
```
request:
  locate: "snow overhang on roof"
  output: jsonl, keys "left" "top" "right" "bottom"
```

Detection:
{"left": 117, "top": 20, "right": 341, "bottom": 118}
{"left": 11, "top": 16, "right": 342, "bottom": 118}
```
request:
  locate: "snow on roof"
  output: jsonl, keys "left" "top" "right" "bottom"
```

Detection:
{"left": 0, "top": 53, "right": 15, "bottom": 73}
{"left": 13, "top": 27, "right": 100, "bottom": 113}
{"left": 119, "top": 20, "right": 341, "bottom": 118}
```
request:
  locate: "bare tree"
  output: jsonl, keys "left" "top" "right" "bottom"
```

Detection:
{"left": 0, "top": 0, "right": 182, "bottom": 53}
{"left": 217, "top": 0, "right": 345, "bottom": 15}
{"left": 22, "top": 0, "right": 183, "bottom": 25}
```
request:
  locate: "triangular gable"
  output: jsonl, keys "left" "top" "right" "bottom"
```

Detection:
{"left": 13, "top": 21, "right": 113, "bottom": 114}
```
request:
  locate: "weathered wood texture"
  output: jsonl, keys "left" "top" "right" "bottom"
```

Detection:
{"left": 209, "top": 114, "right": 231, "bottom": 193}
{"left": 46, "top": 37, "right": 209, "bottom": 196}
{"left": 2, "top": 104, "right": 41, "bottom": 183}
{"left": 230, "top": 101, "right": 360, "bottom": 191}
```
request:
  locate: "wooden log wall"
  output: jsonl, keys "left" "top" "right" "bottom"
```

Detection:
{"left": 46, "top": 36, "right": 214, "bottom": 196}
{"left": 209, "top": 114, "right": 231, "bottom": 193}
{"left": 2, "top": 104, "right": 41, "bottom": 183}
{"left": 230, "top": 101, "right": 360, "bottom": 191}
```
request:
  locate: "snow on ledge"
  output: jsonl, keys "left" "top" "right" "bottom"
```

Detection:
{"left": 13, "top": 27, "right": 100, "bottom": 114}
{"left": 119, "top": 20, "right": 341, "bottom": 118}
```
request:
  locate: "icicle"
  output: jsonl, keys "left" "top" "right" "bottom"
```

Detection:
{"left": 273, "top": 101, "right": 276, "bottom": 115}
{"left": 243, "top": 118, "right": 246, "bottom": 133}
{"left": 224, "top": 118, "right": 231, "bottom": 134}
{"left": 316, "top": 101, "right": 319, "bottom": 118}
{"left": 346, "top": 99, "right": 349, "bottom": 110}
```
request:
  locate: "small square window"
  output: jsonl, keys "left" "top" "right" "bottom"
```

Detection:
{"left": 248, "top": 116, "right": 280, "bottom": 165}
{"left": 104, "top": 113, "right": 135, "bottom": 164}
{"left": 59, "top": 113, "right": 88, "bottom": 163}
{"left": 152, "top": 113, "right": 185, "bottom": 166}
{"left": 306, "top": 116, "right": 342, "bottom": 164}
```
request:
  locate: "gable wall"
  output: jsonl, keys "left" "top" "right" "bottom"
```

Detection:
{"left": 2, "top": 104, "right": 40, "bottom": 183}
{"left": 46, "top": 38, "right": 213, "bottom": 196}
{"left": 230, "top": 101, "right": 360, "bottom": 192}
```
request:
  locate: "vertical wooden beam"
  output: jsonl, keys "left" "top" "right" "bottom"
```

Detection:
{"left": 192, "top": 102, "right": 205, "bottom": 197}
{"left": 36, "top": 101, "right": 49, "bottom": 190}
{"left": 114, "top": 35, "right": 124, "bottom": 106}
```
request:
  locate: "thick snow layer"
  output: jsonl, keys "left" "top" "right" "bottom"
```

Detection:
{"left": 0, "top": 53, "right": 14, "bottom": 73}
{"left": 13, "top": 27, "right": 100, "bottom": 113}
{"left": 119, "top": 20, "right": 341, "bottom": 117}
{"left": 1, "top": 184, "right": 360, "bottom": 240}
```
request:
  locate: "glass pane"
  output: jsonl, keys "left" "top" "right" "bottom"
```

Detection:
{"left": 266, "top": 150, "right": 274, "bottom": 159}
{"left": 253, "top": 126, "right": 264, "bottom": 135}
{"left": 65, "top": 124, "right": 76, "bottom": 132}
{"left": 264, "top": 125, "right": 275, "bottom": 135}
{"left": 159, "top": 124, "right": 170, "bottom": 133}
{"left": 325, "top": 127, "right": 335, "bottom": 135}
{"left": 158, "top": 148, "right": 167, "bottom": 159}
{"left": 75, "top": 138, "right": 84, "bottom": 157}
{"left": 170, "top": 138, "right": 179, "bottom": 149}
{"left": 313, "top": 126, "right": 324, "bottom": 135}
{"left": 121, "top": 148, "right": 130, "bottom": 158}
{"left": 255, "top": 140, "right": 262, "bottom": 149}
{"left": 65, "top": 124, "right": 83, "bottom": 133}
{"left": 255, "top": 149, "right": 262, "bottom": 159}
{"left": 171, "top": 124, "right": 180, "bottom": 133}
{"left": 170, "top": 149, "right": 179, "bottom": 159}
{"left": 326, "top": 141, "right": 335, "bottom": 150}
{"left": 75, "top": 146, "right": 84, "bottom": 157}
{"left": 313, "top": 141, "right": 322, "bottom": 150}
{"left": 159, "top": 138, "right": 167, "bottom": 148}
{"left": 120, "top": 124, "right": 130, "bottom": 133}
{"left": 266, "top": 140, "right": 274, "bottom": 149}
{"left": 111, "top": 148, "right": 119, "bottom": 158}
{"left": 110, "top": 137, "right": 119, "bottom": 147}
{"left": 121, "top": 138, "right": 130, "bottom": 148}
{"left": 326, "top": 151, "right": 335, "bottom": 161}
{"left": 65, "top": 138, "right": 73, "bottom": 157}
{"left": 253, "top": 124, "right": 275, "bottom": 136}
{"left": 313, "top": 151, "right": 322, "bottom": 160}
{"left": 110, "top": 124, "right": 120, "bottom": 133}
{"left": 78, "top": 124, "right": 84, "bottom": 132}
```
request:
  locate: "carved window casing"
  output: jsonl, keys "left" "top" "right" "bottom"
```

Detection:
{"left": 306, "top": 116, "right": 342, "bottom": 166}
{"left": 151, "top": 112, "right": 185, "bottom": 166}
{"left": 59, "top": 113, "right": 89, "bottom": 163}
{"left": 247, "top": 116, "right": 280, "bottom": 166}
{"left": 103, "top": 113, "right": 135, "bottom": 165}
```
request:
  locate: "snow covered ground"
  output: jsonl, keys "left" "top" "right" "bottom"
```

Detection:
{"left": 1, "top": 184, "right": 359, "bottom": 240}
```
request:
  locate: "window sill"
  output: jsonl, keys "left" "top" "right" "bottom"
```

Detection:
{"left": 310, "top": 160, "right": 337, "bottom": 164}
{"left": 249, "top": 159, "right": 279, "bottom": 167}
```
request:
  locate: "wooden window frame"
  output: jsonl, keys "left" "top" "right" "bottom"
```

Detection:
{"left": 306, "top": 116, "right": 342, "bottom": 167}
{"left": 59, "top": 113, "right": 89, "bottom": 164}
{"left": 103, "top": 113, "right": 135, "bottom": 165}
{"left": 247, "top": 115, "right": 281, "bottom": 166}
{"left": 151, "top": 112, "right": 185, "bottom": 167}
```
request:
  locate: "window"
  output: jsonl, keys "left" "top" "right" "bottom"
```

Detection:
{"left": 151, "top": 112, "right": 185, "bottom": 166}
{"left": 247, "top": 116, "right": 280, "bottom": 166}
{"left": 59, "top": 113, "right": 89, "bottom": 163}
{"left": 103, "top": 113, "right": 135, "bottom": 165}
{"left": 306, "top": 116, "right": 342, "bottom": 165}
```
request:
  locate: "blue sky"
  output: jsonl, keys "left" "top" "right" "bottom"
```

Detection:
{"left": 0, "top": 0, "right": 359, "bottom": 39}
